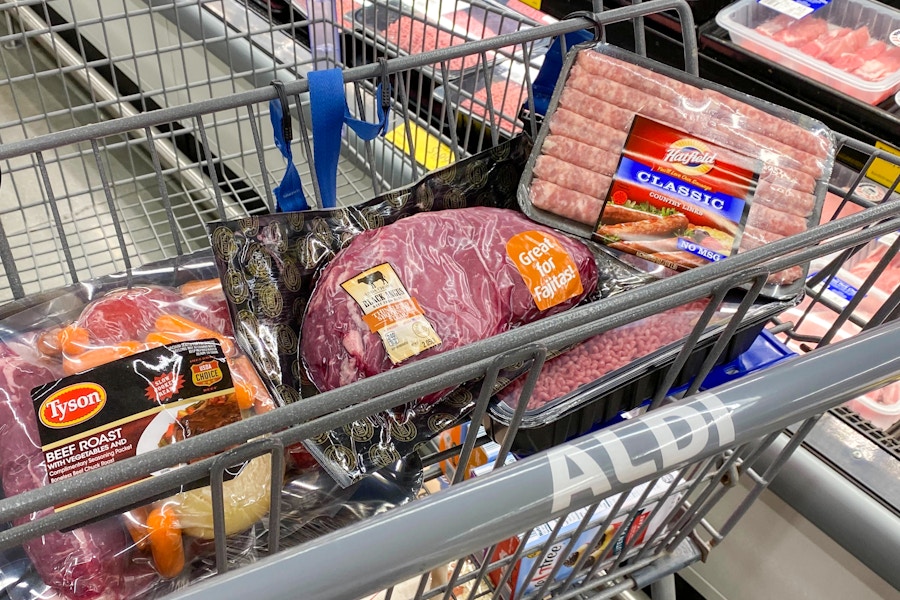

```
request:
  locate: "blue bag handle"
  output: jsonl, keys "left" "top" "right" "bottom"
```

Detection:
{"left": 269, "top": 63, "right": 391, "bottom": 212}
{"left": 526, "top": 28, "right": 595, "bottom": 118}
{"left": 308, "top": 66, "right": 391, "bottom": 209}
{"left": 270, "top": 80, "right": 310, "bottom": 212}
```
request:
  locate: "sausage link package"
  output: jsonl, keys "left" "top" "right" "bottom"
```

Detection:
{"left": 208, "top": 136, "right": 650, "bottom": 487}
{"left": 0, "top": 252, "right": 426, "bottom": 599}
{"left": 518, "top": 44, "right": 836, "bottom": 300}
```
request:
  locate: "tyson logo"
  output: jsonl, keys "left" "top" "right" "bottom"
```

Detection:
{"left": 663, "top": 138, "right": 716, "bottom": 176}
{"left": 39, "top": 383, "right": 107, "bottom": 429}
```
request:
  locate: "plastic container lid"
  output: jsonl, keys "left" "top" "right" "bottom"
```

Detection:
{"left": 716, "top": 0, "right": 900, "bottom": 105}
{"left": 848, "top": 386, "right": 900, "bottom": 430}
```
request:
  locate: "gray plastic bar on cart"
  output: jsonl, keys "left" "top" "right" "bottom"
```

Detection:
{"left": 164, "top": 321, "right": 900, "bottom": 600}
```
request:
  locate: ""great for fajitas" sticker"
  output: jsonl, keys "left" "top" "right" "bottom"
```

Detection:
{"left": 507, "top": 231, "right": 584, "bottom": 311}
{"left": 593, "top": 115, "right": 760, "bottom": 272}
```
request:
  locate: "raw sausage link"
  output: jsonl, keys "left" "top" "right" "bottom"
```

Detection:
{"left": 558, "top": 86, "right": 635, "bottom": 131}
{"left": 548, "top": 108, "right": 628, "bottom": 150}
{"left": 541, "top": 135, "right": 621, "bottom": 175}
{"left": 534, "top": 155, "right": 612, "bottom": 199}
{"left": 740, "top": 224, "right": 783, "bottom": 250}
{"left": 755, "top": 180, "right": 815, "bottom": 217}
{"left": 747, "top": 204, "right": 807, "bottom": 237}
{"left": 531, "top": 179, "right": 603, "bottom": 225}
{"left": 577, "top": 51, "right": 830, "bottom": 167}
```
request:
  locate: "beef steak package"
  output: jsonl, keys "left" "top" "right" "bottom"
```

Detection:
{"left": 208, "top": 136, "right": 648, "bottom": 486}
{"left": 518, "top": 44, "right": 836, "bottom": 299}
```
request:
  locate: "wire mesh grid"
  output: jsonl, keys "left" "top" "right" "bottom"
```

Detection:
{"left": 770, "top": 156, "right": 900, "bottom": 441}
{"left": 0, "top": 0, "right": 552, "bottom": 303}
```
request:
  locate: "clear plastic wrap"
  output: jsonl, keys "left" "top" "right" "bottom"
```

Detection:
{"left": 0, "top": 254, "right": 281, "bottom": 598}
{"left": 0, "top": 251, "right": 427, "bottom": 598}
{"left": 518, "top": 44, "right": 836, "bottom": 298}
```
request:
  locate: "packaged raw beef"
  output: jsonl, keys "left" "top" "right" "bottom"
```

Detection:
{"left": 209, "top": 137, "right": 645, "bottom": 485}
{"left": 301, "top": 207, "right": 599, "bottom": 402}
{"left": 0, "top": 255, "right": 285, "bottom": 598}
{"left": 518, "top": 44, "right": 835, "bottom": 299}
{"left": 716, "top": 0, "right": 900, "bottom": 104}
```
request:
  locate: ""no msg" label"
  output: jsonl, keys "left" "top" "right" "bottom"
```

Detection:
{"left": 342, "top": 263, "right": 442, "bottom": 364}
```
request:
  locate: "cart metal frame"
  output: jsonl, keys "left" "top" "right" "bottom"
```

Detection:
{"left": 0, "top": 1, "right": 898, "bottom": 599}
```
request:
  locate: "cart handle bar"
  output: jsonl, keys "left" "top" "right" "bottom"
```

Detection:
{"left": 0, "top": 0, "right": 697, "bottom": 161}
{"left": 165, "top": 319, "right": 900, "bottom": 600}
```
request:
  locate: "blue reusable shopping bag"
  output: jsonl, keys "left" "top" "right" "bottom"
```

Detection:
{"left": 527, "top": 29, "right": 595, "bottom": 118}
{"left": 269, "top": 67, "right": 391, "bottom": 211}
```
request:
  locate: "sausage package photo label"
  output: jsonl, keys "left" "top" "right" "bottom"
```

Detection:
{"left": 31, "top": 340, "right": 236, "bottom": 506}
{"left": 593, "top": 116, "right": 760, "bottom": 271}
{"left": 341, "top": 263, "right": 442, "bottom": 364}
{"left": 507, "top": 231, "right": 584, "bottom": 311}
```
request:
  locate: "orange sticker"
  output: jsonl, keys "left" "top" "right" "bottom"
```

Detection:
{"left": 507, "top": 232, "right": 583, "bottom": 311}
{"left": 361, "top": 298, "right": 424, "bottom": 333}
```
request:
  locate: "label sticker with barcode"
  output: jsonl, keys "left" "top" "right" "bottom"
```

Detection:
{"left": 757, "top": 0, "right": 831, "bottom": 19}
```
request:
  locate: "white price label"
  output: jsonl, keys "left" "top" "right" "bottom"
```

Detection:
{"left": 758, "top": 0, "right": 815, "bottom": 19}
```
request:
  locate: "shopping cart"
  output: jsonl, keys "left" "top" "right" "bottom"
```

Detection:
{"left": 0, "top": 0, "right": 544, "bottom": 303}
{"left": 0, "top": 1, "right": 898, "bottom": 599}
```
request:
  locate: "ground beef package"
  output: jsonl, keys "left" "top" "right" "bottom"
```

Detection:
{"left": 208, "top": 136, "right": 645, "bottom": 486}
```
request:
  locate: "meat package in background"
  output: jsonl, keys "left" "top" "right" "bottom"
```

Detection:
{"left": 521, "top": 46, "right": 834, "bottom": 289}
{"left": 716, "top": 0, "right": 900, "bottom": 104}
{"left": 301, "top": 206, "right": 599, "bottom": 402}
{"left": 0, "top": 279, "right": 279, "bottom": 598}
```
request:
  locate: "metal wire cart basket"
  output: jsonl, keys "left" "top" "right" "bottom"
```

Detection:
{"left": 0, "top": 1, "right": 897, "bottom": 599}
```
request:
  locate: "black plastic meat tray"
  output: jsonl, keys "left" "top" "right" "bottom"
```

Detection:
{"left": 485, "top": 297, "right": 794, "bottom": 456}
